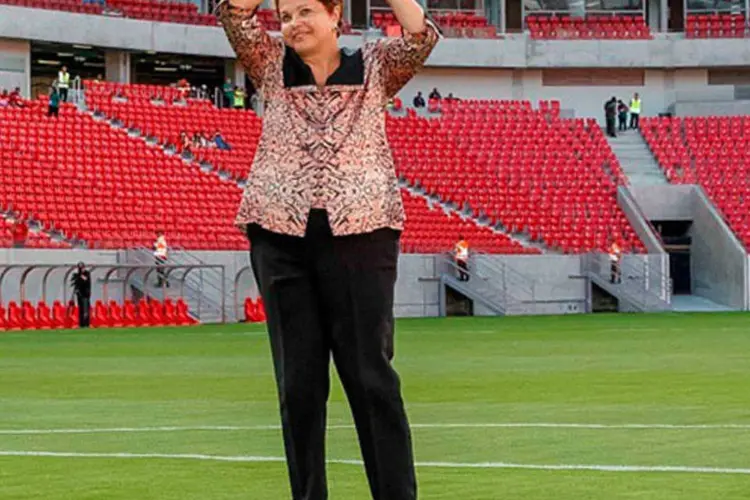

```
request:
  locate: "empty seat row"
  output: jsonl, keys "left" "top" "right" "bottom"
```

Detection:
{"left": 0, "top": 298, "right": 195, "bottom": 330}
{"left": 685, "top": 14, "right": 748, "bottom": 38}
{"left": 526, "top": 14, "right": 652, "bottom": 40}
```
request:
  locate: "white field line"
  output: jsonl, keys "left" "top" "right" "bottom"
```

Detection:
{"left": 2, "top": 422, "right": 750, "bottom": 436}
{"left": 0, "top": 450, "right": 749, "bottom": 475}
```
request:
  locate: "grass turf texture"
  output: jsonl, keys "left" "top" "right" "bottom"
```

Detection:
{"left": 1, "top": 313, "right": 749, "bottom": 499}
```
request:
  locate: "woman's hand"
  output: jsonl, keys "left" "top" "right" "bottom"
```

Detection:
{"left": 385, "top": 0, "right": 427, "bottom": 34}
{"left": 227, "top": 0, "right": 263, "bottom": 11}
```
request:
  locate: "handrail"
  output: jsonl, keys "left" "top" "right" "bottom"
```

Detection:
{"left": 582, "top": 253, "right": 671, "bottom": 311}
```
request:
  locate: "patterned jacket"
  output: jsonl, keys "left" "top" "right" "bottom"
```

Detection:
{"left": 218, "top": 3, "right": 440, "bottom": 237}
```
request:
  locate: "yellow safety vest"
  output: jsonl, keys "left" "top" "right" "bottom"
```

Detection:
{"left": 58, "top": 71, "right": 70, "bottom": 88}
{"left": 234, "top": 91, "right": 245, "bottom": 107}
{"left": 630, "top": 98, "right": 641, "bottom": 114}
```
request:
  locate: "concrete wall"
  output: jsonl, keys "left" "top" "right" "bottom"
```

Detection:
{"left": 498, "top": 255, "right": 587, "bottom": 315}
{"left": 672, "top": 100, "right": 750, "bottom": 117}
{"left": 0, "top": 248, "right": 590, "bottom": 318}
{"left": 630, "top": 184, "right": 694, "bottom": 221}
{"left": 4, "top": 6, "right": 750, "bottom": 68}
{"left": 690, "top": 188, "right": 747, "bottom": 309}
{"left": 0, "top": 38, "right": 30, "bottom": 96}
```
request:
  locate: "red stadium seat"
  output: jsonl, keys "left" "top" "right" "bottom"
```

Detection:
{"left": 36, "top": 302, "right": 53, "bottom": 330}
{"left": 0, "top": 305, "right": 7, "bottom": 331}
{"left": 163, "top": 299, "right": 178, "bottom": 326}
{"left": 93, "top": 300, "right": 109, "bottom": 328}
{"left": 137, "top": 300, "right": 154, "bottom": 326}
{"left": 51, "top": 301, "right": 67, "bottom": 329}
{"left": 64, "top": 301, "right": 79, "bottom": 329}
{"left": 149, "top": 300, "right": 166, "bottom": 326}
{"left": 6, "top": 302, "right": 23, "bottom": 330}
{"left": 21, "top": 301, "right": 36, "bottom": 330}
{"left": 109, "top": 301, "right": 125, "bottom": 328}
{"left": 175, "top": 298, "right": 195, "bottom": 325}
{"left": 123, "top": 301, "right": 138, "bottom": 327}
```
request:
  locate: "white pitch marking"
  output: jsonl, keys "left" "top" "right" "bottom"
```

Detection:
{"left": 2, "top": 422, "right": 750, "bottom": 436}
{"left": 1, "top": 451, "right": 749, "bottom": 475}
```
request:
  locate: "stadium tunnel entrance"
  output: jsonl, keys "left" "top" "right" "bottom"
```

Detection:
{"left": 30, "top": 41, "right": 105, "bottom": 99}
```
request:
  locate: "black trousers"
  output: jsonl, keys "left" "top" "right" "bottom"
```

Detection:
{"left": 155, "top": 256, "right": 169, "bottom": 287}
{"left": 76, "top": 294, "right": 90, "bottom": 328}
{"left": 248, "top": 210, "right": 416, "bottom": 500}
{"left": 630, "top": 112, "right": 640, "bottom": 129}
{"left": 610, "top": 261, "right": 621, "bottom": 284}
{"left": 457, "top": 259, "right": 469, "bottom": 281}
{"left": 606, "top": 116, "right": 616, "bottom": 137}
{"left": 47, "top": 106, "right": 59, "bottom": 117}
{"left": 59, "top": 87, "right": 68, "bottom": 102}
{"left": 618, "top": 113, "right": 628, "bottom": 131}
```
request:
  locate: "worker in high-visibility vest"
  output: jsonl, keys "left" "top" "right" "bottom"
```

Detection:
{"left": 233, "top": 86, "right": 246, "bottom": 109}
{"left": 154, "top": 231, "right": 170, "bottom": 287}
{"left": 629, "top": 92, "right": 641, "bottom": 130}
{"left": 58, "top": 66, "right": 70, "bottom": 102}
{"left": 609, "top": 240, "right": 622, "bottom": 284}
{"left": 455, "top": 236, "right": 470, "bottom": 282}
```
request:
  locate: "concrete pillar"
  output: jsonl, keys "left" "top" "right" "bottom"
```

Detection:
{"left": 0, "top": 38, "right": 31, "bottom": 97}
{"left": 234, "top": 64, "right": 246, "bottom": 87}
{"left": 105, "top": 50, "right": 130, "bottom": 83}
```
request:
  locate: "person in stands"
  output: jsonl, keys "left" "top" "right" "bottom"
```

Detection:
{"left": 429, "top": 87, "right": 441, "bottom": 99}
{"left": 604, "top": 96, "right": 617, "bottom": 138}
{"left": 58, "top": 66, "right": 71, "bottom": 102}
{"left": 213, "top": 130, "right": 232, "bottom": 150}
{"left": 617, "top": 99, "right": 629, "bottom": 131}
{"left": 233, "top": 85, "right": 246, "bottom": 109}
{"left": 629, "top": 92, "right": 642, "bottom": 130}
{"left": 9, "top": 87, "right": 23, "bottom": 107}
{"left": 455, "top": 235, "right": 469, "bottom": 281}
{"left": 153, "top": 231, "right": 170, "bottom": 287}
{"left": 71, "top": 262, "right": 92, "bottom": 328}
{"left": 47, "top": 84, "right": 60, "bottom": 118}
{"left": 609, "top": 239, "right": 622, "bottom": 284}
{"left": 223, "top": 77, "right": 234, "bottom": 108}
{"left": 413, "top": 90, "right": 425, "bottom": 108}
{"left": 0, "top": 90, "right": 9, "bottom": 107}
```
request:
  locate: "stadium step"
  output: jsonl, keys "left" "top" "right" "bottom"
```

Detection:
{"left": 605, "top": 131, "right": 669, "bottom": 185}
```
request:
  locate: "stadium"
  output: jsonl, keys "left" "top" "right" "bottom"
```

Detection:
{"left": 1, "top": 0, "right": 750, "bottom": 498}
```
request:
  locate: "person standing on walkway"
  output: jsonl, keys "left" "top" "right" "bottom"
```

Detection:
{"left": 218, "top": 0, "right": 439, "bottom": 498}
{"left": 71, "top": 262, "right": 92, "bottom": 328}
{"left": 629, "top": 92, "right": 641, "bottom": 129}
{"left": 58, "top": 66, "right": 71, "bottom": 102}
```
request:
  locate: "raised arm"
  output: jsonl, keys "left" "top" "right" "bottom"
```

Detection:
{"left": 371, "top": 0, "right": 441, "bottom": 100}
{"left": 216, "top": 0, "right": 284, "bottom": 93}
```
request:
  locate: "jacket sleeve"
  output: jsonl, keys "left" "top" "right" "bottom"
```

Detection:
{"left": 216, "top": 1, "right": 284, "bottom": 93}
{"left": 370, "top": 15, "right": 441, "bottom": 100}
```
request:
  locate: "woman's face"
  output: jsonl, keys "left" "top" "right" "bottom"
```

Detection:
{"left": 278, "top": 0, "right": 340, "bottom": 56}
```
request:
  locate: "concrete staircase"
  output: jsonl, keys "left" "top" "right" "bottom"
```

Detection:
{"left": 606, "top": 130, "right": 668, "bottom": 185}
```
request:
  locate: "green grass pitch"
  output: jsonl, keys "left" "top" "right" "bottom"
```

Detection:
{"left": 1, "top": 313, "right": 750, "bottom": 499}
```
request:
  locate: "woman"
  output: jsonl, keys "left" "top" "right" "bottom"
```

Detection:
{"left": 217, "top": 0, "right": 439, "bottom": 498}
